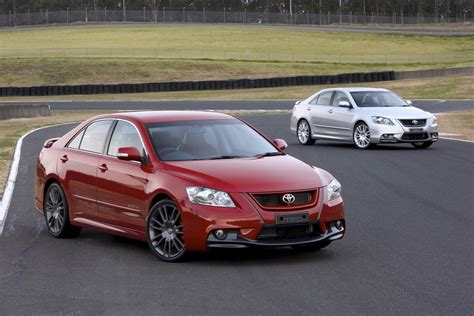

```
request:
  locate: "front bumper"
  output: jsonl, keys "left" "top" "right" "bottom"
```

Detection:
{"left": 180, "top": 191, "right": 345, "bottom": 252}
{"left": 207, "top": 221, "right": 345, "bottom": 248}
{"left": 370, "top": 120, "right": 438, "bottom": 144}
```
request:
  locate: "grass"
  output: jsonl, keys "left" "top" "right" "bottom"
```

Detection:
{"left": 437, "top": 110, "right": 474, "bottom": 141}
{"left": 2, "top": 75, "right": 472, "bottom": 101}
{"left": 2, "top": 25, "right": 472, "bottom": 56}
{"left": 0, "top": 25, "right": 473, "bottom": 87}
{"left": 1, "top": 58, "right": 472, "bottom": 87}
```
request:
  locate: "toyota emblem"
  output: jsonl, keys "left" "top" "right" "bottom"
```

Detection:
{"left": 412, "top": 120, "right": 419, "bottom": 125}
{"left": 282, "top": 194, "right": 296, "bottom": 204}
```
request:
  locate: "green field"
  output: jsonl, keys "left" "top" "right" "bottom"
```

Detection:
{"left": 0, "top": 25, "right": 473, "bottom": 93}
{"left": 2, "top": 57, "right": 472, "bottom": 87}
{"left": 2, "top": 25, "right": 473, "bottom": 56}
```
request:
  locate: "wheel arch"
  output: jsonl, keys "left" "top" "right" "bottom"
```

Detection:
{"left": 43, "top": 175, "right": 62, "bottom": 200}
{"left": 353, "top": 119, "right": 369, "bottom": 132}
{"left": 147, "top": 189, "right": 180, "bottom": 217}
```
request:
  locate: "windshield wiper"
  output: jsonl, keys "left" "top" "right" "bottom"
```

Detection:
{"left": 253, "top": 152, "right": 285, "bottom": 158}
{"left": 208, "top": 155, "right": 247, "bottom": 160}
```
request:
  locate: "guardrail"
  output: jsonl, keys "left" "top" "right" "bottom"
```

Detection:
{"left": 0, "top": 104, "right": 50, "bottom": 119}
{"left": 0, "top": 71, "right": 395, "bottom": 97}
{"left": 1, "top": 67, "right": 470, "bottom": 98}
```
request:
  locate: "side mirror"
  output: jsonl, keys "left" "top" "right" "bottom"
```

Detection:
{"left": 273, "top": 139, "right": 288, "bottom": 151}
{"left": 406, "top": 99, "right": 413, "bottom": 106}
{"left": 339, "top": 100, "right": 352, "bottom": 108}
{"left": 117, "top": 147, "right": 143, "bottom": 162}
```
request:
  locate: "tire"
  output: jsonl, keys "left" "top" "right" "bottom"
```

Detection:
{"left": 292, "top": 240, "right": 331, "bottom": 252}
{"left": 411, "top": 141, "right": 433, "bottom": 149}
{"left": 146, "top": 199, "right": 186, "bottom": 262}
{"left": 44, "top": 183, "right": 81, "bottom": 238}
{"left": 297, "top": 119, "right": 316, "bottom": 145}
{"left": 353, "top": 122, "right": 372, "bottom": 149}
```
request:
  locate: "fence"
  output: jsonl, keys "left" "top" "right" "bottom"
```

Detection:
{"left": 1, "top": 9, "right": 472, "bottom": 28}
{"left": 1, "top": 48, "right": 472, "bottom": 65}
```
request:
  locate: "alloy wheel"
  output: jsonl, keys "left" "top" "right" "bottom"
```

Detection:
{"left": 45, "top": 185, "right": 65, "bottom": 235}
{"left": 297, "top": 120, "right": 315, "bottom": 145}
{"left": 298, "top": 121, "right": 309, "bottom": 144}
{"left": 148, "top": 201, "right": 185, "bottom": 261}
{"left": 354, "top": 123, "right": 371, "bottom": 149}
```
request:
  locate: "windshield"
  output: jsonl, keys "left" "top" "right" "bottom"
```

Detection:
{"left": 146, "top": 119, "right": 280, "bottom": 161}
{"left": 351, "top": 91, "right": 407, "bottom": 108}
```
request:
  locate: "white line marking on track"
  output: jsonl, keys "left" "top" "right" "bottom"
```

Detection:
{"left": 439, "top": 137, "right": 474, "bottom": 143}
{"left": 0, "top": 123, "right": 77, "bottom": 235}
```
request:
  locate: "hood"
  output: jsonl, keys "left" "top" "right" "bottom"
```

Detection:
{"left": 359, "top": 106, "right": 433, "bottom": 119}
{"left": 164, "top": 155, "right": 327, "bottom": 193}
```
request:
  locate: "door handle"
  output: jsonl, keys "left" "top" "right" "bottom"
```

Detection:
{"left": 59, "top": 155, "right": 68, "bottom": 163}
{"left": 98, "top": 164, "right": 108, "bottom": 172}
{"left": 328, "top": 109, "right": 333, "bottom": 114}
{"left": 306, "top": 107, "right": 311, "bottom": 111}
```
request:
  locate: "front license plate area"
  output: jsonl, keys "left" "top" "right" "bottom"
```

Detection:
{"left": 409, "top": 128, "right": 423, "bottom": 132}
{"left": 275, "top": 213, "right": 310, "bottom": 225}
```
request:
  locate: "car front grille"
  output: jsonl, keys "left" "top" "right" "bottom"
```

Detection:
{"left": 401, "top": 133, "right": 429, "bottom": 140}
{"left": 251, "top": 190, "right": 317, "bottom": 209}
{"left": 258, "top": 223, "right": 322, "bottom": 240}
{"left": 399, "top": 119, "right": 427, "bottom": 127}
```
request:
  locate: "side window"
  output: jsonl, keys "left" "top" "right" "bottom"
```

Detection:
{"left": 79, "top": 120, "right": 113, "bottom": 154}
{"left": 332, "top": 92, "right": 350, "bottom": 107}
{"left": 309, "top": 95, "right": 318, "bottom": 105}
{"left": 107, "top": 121, "right": 144, "bottom": 156}
{"left": 67, "top": 129, "right": 85, "bottom": 149}
{"left": 316, "top": 91, "right": 333, "bottom": 106}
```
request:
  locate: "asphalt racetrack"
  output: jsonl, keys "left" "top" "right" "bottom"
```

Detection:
{"left": 0, "top": 113, "right": 472, "bottom": 314}
{"left": 1, "top": 99, "right": 473, "bottom": 112}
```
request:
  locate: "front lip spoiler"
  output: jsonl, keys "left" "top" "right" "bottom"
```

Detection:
{"left": 207, "top": 226, "right": 344, "bottom": 249}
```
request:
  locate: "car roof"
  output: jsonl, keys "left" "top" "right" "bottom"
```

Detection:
{"left": 322, "top": 87, "right": 390, "bottom": 93}
{"left": 91, "top": 110, "right": 236, "bottom": 124}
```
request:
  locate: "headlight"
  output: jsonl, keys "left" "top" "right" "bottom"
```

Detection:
{"left": 431, "top": 116, "right": 438, "bottom": 125}
{"left": 327, "top": 178, "right": 342, "bottom": 201}
{"left": 186, "top": 186, "right": 235, "bottom": 208}
{"left": 372, "top": 116, "right": 394, "bottom": 125}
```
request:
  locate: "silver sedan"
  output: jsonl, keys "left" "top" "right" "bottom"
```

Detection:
{"left": 290, "top": 88, "right": 439, "bottom": 149}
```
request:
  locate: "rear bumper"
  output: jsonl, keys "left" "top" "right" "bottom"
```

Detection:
{"left": 207, "top": 221, "right": 345, "bottom": 249}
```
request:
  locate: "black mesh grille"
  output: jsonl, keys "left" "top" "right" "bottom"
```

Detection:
{"left": 258, "top": 223, "right": 322, "bottom": 240}
{"left": 401, "top": 133, "right": 429, "bottom": 140}
{"left": 399, "top": 119, "right": 427, "bottom": 127}
{"left": 252, "top": 191, "right": 314, "bottom": 208}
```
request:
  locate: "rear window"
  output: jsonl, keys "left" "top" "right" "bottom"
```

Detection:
{"left": 79, "top": 120, "right": 113, "bottom": 154}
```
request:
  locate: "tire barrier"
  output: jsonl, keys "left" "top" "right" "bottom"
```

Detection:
{"left": 0, "top": 71, "right": 397, "bottom": 97}
{"left": 0, "top": 104, "right": 50, "bottom": 120}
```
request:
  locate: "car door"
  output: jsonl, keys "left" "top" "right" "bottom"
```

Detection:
{"left": 57, "top": 120, "right": 114, "bottom": 221}
{"left": 309, "top": 90, "right": 334, "bottom": 137}
{"left": 327, "top": 91, "right": 356, "bottom": 140}
{"left": 95, "top": 120, "right": 150, "bottom": 231}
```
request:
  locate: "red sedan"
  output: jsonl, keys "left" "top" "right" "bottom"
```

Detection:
{"left": 35, "top": 111, "right": 345, "bottom": 262}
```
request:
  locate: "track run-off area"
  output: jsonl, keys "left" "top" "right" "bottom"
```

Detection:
{"left": 0, "top": 101, "right": 472, "bottom": 314}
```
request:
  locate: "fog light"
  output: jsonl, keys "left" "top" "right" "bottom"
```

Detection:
{"left": 214, "top": 229, "right": 227, "bottom": 240}
{"left": 431, "top": 133, "right": 438, "bottom": 139}
{"left": 335, "top": 220, "right": 343, "bottom": 230}
{"left": 382, "top": 134, "right": 395, "bottom": 139}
